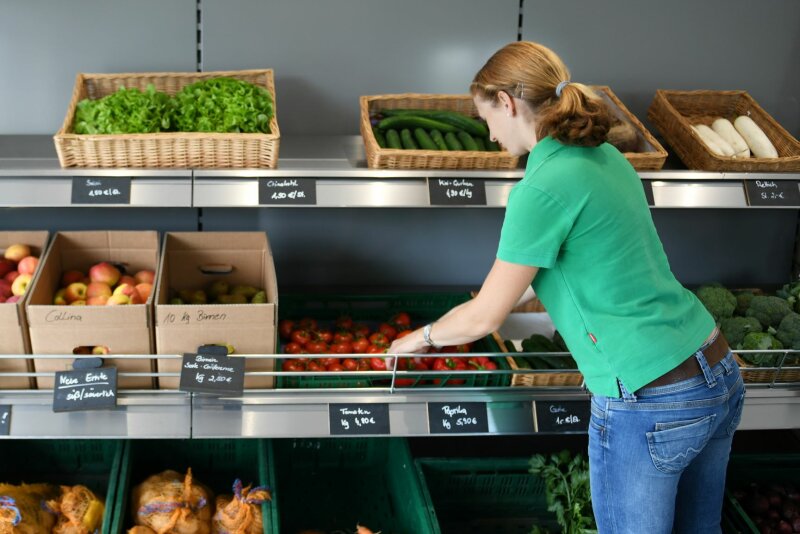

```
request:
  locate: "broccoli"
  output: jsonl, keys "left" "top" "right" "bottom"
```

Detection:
{"left": 776, "top": 281, "right": 800, "bottom": 313}
{"left": 696, "top": 285, "right": 736, "bottom": 322}
{"left": 740, "top": 332, "right": 784, "bottom": 367}
{"left": 775, "top": 313, "right": 800, "bottom": 365}
{"left": 745, "top": 295, "right": 793, "bottom": 328}
{"left": 720, "top": 316, "right": 762, "bottom": 349}
{"left": 733, "top": 291, "right": 756, "bottom": 316}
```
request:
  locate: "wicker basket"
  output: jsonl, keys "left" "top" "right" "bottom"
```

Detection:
{"left": 647, "top": 90, "right": 800, "bottom": 172}
{"left": 492, "top": 332, "right": 584, "bottom": 387}
{"left": 360, "top": 93, "right": 520, "bottom": 170}
{"left": 593, "top": 86, "right": 667, "bottom": 170}
{"left": 54, "top": 70, "right": 280, "bottom": 168}
{"left": 734, "top": 352, "right": 800, "bottom": 384}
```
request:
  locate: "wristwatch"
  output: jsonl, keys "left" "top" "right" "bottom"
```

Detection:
{"left": 423, "top": 323, "right": 442, "bottom": 350}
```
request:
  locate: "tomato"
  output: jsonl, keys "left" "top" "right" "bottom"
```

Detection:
{"left": 484, "top": 360, "right": 498, "bottom": 370}
{"left": 367, "top": 344, "right": 386, "bottom": 354}
{"left": 351, "top": 338, "right": 370, "bottom": 353}
{"left": 369, "top": 357, "right": 387, "bottom": 371}
{"left": 378, "top": 323, "right": 397, "bottom": 341}
{"left": 353, "top": 323, "right": 371, "bottom": 338}
{"left": 306, "top": 361, "right": 324, "bottom": 372}
{"left": 326, "top": 363, "right": 344, "bottom": 372}
{"left": 335, "top": 315, "right": 354, "bottom": 331}
{"left": 333, "top": 331, "right": 354, "bottom": 344}
{"left": 284, "top": 342, "right": 302, "bottom": 354}
{"left": 315, "top": 329, "right": 333, "bottom": 344}
{"left": 291, "top": 329, "right": 311, "bottom": 346}
{"left": 390, "top": 311, "right": 412, "bottom": 328}
{"left": 298, "top": 317, "right": 318, "bottom": 331}
{"left": 306, "top": 341, "right": 328, "bottom": 354}
{"left": 357, "top": 359, "right": 371, "bottom": 371}
{"left": 331, "top": 341, "right": 353, "bottom": 354}
{"left": 421, "top": 356, "right": 436, "bottom": 367}
{"left": 278, "top": 319, "right": 295, "bottom": 340}
{"left": 282, "top": 359, "right": 302, "bottom": 372}
{"left": 394, "top": 377, "right": 415, "bottom": 387}
{"left": 454, "top": 343, "right": 472, "bottom": 353}
{"left": 319, "top": 357, "right": 340, "bottom": 367}
{"left": 395, "top": 330, "right": 413, "bottom": 340}
{"left": 342, "top": 358, "right": 358, "bottom": 371}
{"left": 369, "top": 332, "right": 390, "bottom": 348}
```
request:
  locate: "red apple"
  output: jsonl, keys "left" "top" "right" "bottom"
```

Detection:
{"left": 64, "top": 282, "right": 88, "bottom": 303}
{"left": 92, "top": 346, "right": 110, "bottom": 355}
{"left": 11, "top": 273, "right": 32, "bottom": 296}
{"left": 3, "top": 271, "right": 19, "bottom": 284}
{"left": 0, "top": 280, "right": 11, "bottom": 299}
{"left": 86, "top": 282, "right": 112, "bottom": 299}
{"left": 0, "top": 295, "right": 6, "bottom": 303}
{"left": 61, "top": 270, "right": 85, "bottom": 287}
{"left": 6, "top": 295, "right": 20, "bottom": 303}
{"left": 134, "top": 270, "right": 155, "bottom": 285}
{"left": 118, "top": 275, "right": 137, "bottom": 289}
{"left": 86, "top": 295, "right": 109, "bottom": 306}
{"left": 70, "top": 300, "right": 87, "bottom": 306}
{"left": 17, "top": 256, "right": 38, "bottom": 275}
{"left": 129, "top": 288, "right": 145, "bottom": 304}
{"left": 0, "top": 259, "right": 15, "bottom": 278}
{"left": 89, "top": 262, "right": 120, "bottom": 286}
{"left": 3, "top": 243, "right": 30, "bottom": 262}
{"left": 135, "top": 282, "right": 153, "bottom": 302}
{"left": 106, "top": 294, "right": 130, "bottom": 305}
{"left": 113, "top": 283, "right": 136, "bottom": 297}
{"left": 53, "top": 288, "right": 68, "bottom": 305}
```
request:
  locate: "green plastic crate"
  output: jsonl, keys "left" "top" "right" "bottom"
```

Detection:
{"left": 269, "top": 437, "right": 436, "bottom": 534}
{"left": 112, "top": 439, "right": 277, "bottom": 534}
{"left": 722, "top": 454, "right": 800, "bottom": 534}
{"left": 277, "top": 292, "right": 509, "bottom": 389}
{"left": 0, "top": 439, "right": 124, "bottom": 534}
{"left": 415, "top": 458, "right": 558, "bottom": 534}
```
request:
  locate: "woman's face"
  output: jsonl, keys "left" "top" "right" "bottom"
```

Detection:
{"left": 473, "top": 94, "right": 537, "bottom": 156}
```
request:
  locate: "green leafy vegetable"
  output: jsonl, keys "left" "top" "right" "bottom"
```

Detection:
{"left": 529, "top": 450, "right": 597, "bottom": 534}
{"left": 74, "top": 84, "right": 173, "bottom": 134}
{"left": 173, "top": 77, "right": 273, "bottom": 133}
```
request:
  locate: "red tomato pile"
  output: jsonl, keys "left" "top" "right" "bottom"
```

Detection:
{"left": 278, "top": 311, "right": 500, "bottom": 386}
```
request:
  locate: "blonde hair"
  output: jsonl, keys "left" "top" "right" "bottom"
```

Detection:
{"left": 470, "top": 41, "right": 610, "bottom": 147}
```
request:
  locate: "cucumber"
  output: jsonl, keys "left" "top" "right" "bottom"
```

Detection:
{"left": 539, "top": 354, "right": 578, "bottom": 370}
{"left": 513, "top": 356, "right": 532, "bottom": 369}
{"left": 373, "top": 127, "right": 387, "bottom": 148}
{"left": 444, "top": 132, "right": 463, "bottom": 151}
{"left": 385, "top": 129, "right": 402, "bottom": 149}
{"left": 474, "top": 136, "right": 487, "bottom": 151}
{"left": 457, "top": 131, "right": 479, "bottom": 151}
{"left": 381, "top": 109, "right": 489, "bottom": 137}
{"left": 430, "top": 130, "right": 449, "bottom": 151}
{"left": 525, "top": 356, "right": 553, "bottom": 370}
{"left": 378, "top": 115, "right": 459, "bottom": 134}
{"left": 486, "top": 138, "right": 500, "bottom": 151}
{"left": 414, "top": 128, "right": 438, "bottom": 150}
{"left": 400, "top": 129, "right": 419, "bottom": 150}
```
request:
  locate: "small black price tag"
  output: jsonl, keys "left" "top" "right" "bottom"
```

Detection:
{"left": 745, "top": 179, "right": 800, "bottom": 207}
{"left": 428, "top": 178, "right": 487, "bottom": 206}
{"left": 258, "top": 178, "right": 317, "bottom": 205}
{"left": 427, "top": 401, "right": 489, "bottom": 434}
{"left": 642, "top": 180, "right": 655, "bottom": 206}
{"left": 71, "top": 177, "right": 131, "bottom": 205}
{"left": 179, "top": 345, "right": 245, "bottom": 396}
{"left": 52, "top": 367, "right": 118, "bottom": 413}
{"left": 329, "top": 403, "right": 390, "bottom": 435}
{"left": 534, "top": 400, "right": 590, "bottom": 433}
{"left": 0, "top": 405, "right": 10, "bottom": 435}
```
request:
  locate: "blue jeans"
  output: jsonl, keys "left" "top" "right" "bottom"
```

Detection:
{"left": 588, "top": 350, "right": 745, "bottom": 534}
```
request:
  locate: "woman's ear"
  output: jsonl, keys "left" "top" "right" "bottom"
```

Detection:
{"left": 497, "top": 90, "right": 516, "bottom": 117}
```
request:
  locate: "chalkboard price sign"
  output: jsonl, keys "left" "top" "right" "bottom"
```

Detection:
{"left": 428, "top": 402, "right": 489, "bottom": 434}
{"left": 179, "top": 345, "right": 245, "bottom": 396}
{"left": 259, "top": 178, "right": 317, "bottom": 205}
{"left": 0, "top": 405, "right": 10, "bottom": 435}
{"left": 52, "top": 368, "right": 118, "bottom": 412}
{"left": 71, "top": 177, "right": 131, "bottom": 205}
{"left": 428, "top": 178, "right": 487, "bottom": 206}
{"left": 329, "top": 403, "right": 390, "bottom": 435}
{"left": 534, "top": 400, "right": 590, "bottom": 433}
{"left": 745, "top": 179, "right": 800, "bottom": 207}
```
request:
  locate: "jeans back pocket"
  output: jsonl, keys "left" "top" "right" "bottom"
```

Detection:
{"left": 646, "top": 414, "right": 716, "bottom": 474}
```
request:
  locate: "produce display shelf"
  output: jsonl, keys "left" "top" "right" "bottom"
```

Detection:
{"left": 2, "top": 135, "right": 800, "bottom": 209}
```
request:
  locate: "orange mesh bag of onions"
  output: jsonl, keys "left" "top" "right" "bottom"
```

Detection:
{"left": 132, "top": 469, "right": 212, "bottom": 534}
{"left": 0, "top": 483, "right": 58, "bottom": 534}
{"left": 211, "top": 480, "right": 271, "bottom": 534}
{"left": 46, "top": 485, "right": 104, "bottom": 534}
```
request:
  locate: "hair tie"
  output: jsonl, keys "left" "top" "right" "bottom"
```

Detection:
{"left": 555, "top": 80, "right": 570, "bottom": 98}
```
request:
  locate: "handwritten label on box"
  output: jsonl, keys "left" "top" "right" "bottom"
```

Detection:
{"left": 52, "top": 368, "right": 118, "bottom": 412}
{"left": 534, "top": 400, "right": 590, "bottom": 433}
{"left": 329, "top": 403, "right": 390, "bottom": 435}
{"left": 71, "top": 177, "right": 131, "bottom": 205}
{"left": 428, "top": 178, "right": 487, "bottom": 206}
{"left": 0, "top": 406, "right": 10, "bottom": 435}
{"left": 745, "top": 179, "right": 800, "bottom": 207}
{"left": 179, "top": 345, "right": 244, "bottom": 396}
{"left": 427, "top": 402, "right": 489, "bottom": 434}
{"left": 259, "top": 178, "right": 317, "bottom": 205}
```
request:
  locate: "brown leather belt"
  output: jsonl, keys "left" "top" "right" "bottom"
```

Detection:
{"left": 642, "top": 332, "right": 730, "bottom": 389}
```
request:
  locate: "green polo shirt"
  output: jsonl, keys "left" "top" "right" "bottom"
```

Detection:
{"left": 497, "top": 136, "right": 715, "bottom": 397}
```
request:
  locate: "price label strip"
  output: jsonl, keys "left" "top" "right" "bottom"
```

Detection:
{"left": 428, "top": 178, "right": 487, "bottom": 206}
{"left": 0, "top": 405, "right": 10, "bottom": 435}
{"left": 258, "top": 178, "right": 317, "bottom": 205}
{"left": 641, "top": 180, "right": 655, "bottom": 206}
{"left": 329, "top": 403, "right": 390, "bottom": 436}
{"left": 427, "top": 401, "right": 489, "bottom": 434}
{"left": 745, "top": 179, "right": 800, "bottom": 207}
{"left": 71, "top": 177, "right": 132, "bottom": 205}
{"left": 52, "top": 367, "right": 118, "bottom": 412}
{"left": 179, "top": 345, "right": 245, "bottom": 397}
{"left": 533, "top": 400, "right": 590, "bottom": 433}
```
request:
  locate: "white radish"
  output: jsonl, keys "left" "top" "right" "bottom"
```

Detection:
{"left": 711, "top": 118, "right": 750, "bottom": 158}
{"left": 734, "top": 115, "right": 778, "bottom": 158}
{"left": 693, "top": 124, "right": 735, "bottom": 157}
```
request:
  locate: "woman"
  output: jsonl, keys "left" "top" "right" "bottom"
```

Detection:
{"left": 388, "top": 41, "right": 745, "bottom": 533}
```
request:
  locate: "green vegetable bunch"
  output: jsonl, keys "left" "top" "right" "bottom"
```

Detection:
{"left": 173, "top": 77, "right": 273, "bottom": 133}
{"left": 74, "top": 84, "right": 173, "bottom": 134}
{"left": 695, "top": 285, "right": 736, "bottom": 322}
{"left": 529, "top": 450, "right": 597, "bottom": 534}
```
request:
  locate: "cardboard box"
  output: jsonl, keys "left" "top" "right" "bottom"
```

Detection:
{"left": 26, "top": 231, "right": 159, "bottom": 389}
{"left": 0, "top": 231, "right": 49, "bottom": 389}
{"left": 155, "top": 232, "right": 278, "bottom": 389}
